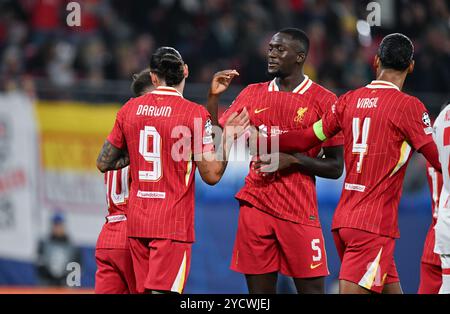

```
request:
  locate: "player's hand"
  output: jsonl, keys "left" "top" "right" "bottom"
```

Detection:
{"left": 209, "top": 70, "right": 239, "bottom": 96}
{"left": 223, "top": 107, "right": 250, "bottom": 141}
{"left": 253, "top": 153, "right": 299, "bottom": 173}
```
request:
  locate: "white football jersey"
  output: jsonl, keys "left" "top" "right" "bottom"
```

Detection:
{"left": 433, "top": 104, "right": 450, "bottom": 254}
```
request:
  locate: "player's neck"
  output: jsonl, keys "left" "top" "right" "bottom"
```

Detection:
{"left": 276, "top": 72, "right": 305, "bottom": 92}
{"left": 376, "top": 69, "right": 407, "bottom": 91}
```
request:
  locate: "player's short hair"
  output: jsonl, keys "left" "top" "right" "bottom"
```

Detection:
{"left": 150, "top": 47, "right": 184, "bottom": 86}
{"left": 278, "top": 28, "right": 310, "bottom": 55}
{"left": 131, "top": 68, "right": 152, "bottom": 96}
{"left": 378, "top": 33, "right": 414, "bottom": 71}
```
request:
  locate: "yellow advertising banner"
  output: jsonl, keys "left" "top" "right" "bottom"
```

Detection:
{"left": 36, "top": 101, "right": 120, "bottom": 171}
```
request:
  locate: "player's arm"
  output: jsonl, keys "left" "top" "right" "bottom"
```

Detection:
{"left": 251, "top": 117, "right": 340, "bottom": 155}
{"left": 96, "top": 108, "right": 129, "bottom": 173}
{"left": 195, "top": 109, "right": 249, "bottom": 185}
{"left": 273, "top": 94, "right": 345, "bottom": 153}
{"left": 254, "top": 145, "right": 344, "bottom": 179}
{"left": 397, "top": 98, "right": 441, "bottom": 172}
{"left": 96, "top": 140, "right": 129, "bottom": 173}
{"left": 419, "top": 142, "right": 441, "bottom": 172}
{"left": 206, "top": 69, "right": 239, "bottom": 125}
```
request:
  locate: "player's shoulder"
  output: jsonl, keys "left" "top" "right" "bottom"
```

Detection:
{"left": 435, "top": 104, "right": 450, "bottom": 125}
{"left": 395, "top": 93, "right": 426, "bottom": 110}
{"left": 181, "top": 97, "right": 210, "bottom": 116}
{"left": 309, "top": 81, "right": 337, "bottom": 99}
{"left": 239, "top": 82, "right": 271, "bottom": 95}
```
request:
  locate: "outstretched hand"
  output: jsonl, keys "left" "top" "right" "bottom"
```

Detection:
{"left": 223, "top": 108, "right": 250, "bottom": 141}
{"left": 209, "top": 70, "right": 240, "bottom": 96}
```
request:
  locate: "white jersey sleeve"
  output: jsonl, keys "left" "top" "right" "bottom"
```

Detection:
{"left": 433, "top": 104, "right": 450, "bottom": 255}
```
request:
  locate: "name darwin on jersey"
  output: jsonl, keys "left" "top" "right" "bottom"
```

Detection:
{"left": 136, "top": 104, "right": 172, "bottom": 117}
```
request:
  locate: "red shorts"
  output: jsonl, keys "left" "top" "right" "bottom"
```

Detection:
{"left": 418, "top": 262, "right": 442, "bottom": 294}
{"left": 333, "top": 228, "right": 399, "bottom": 293}
{"left": 231, "top": 203, "right": 329, "bottom": 278}
{"left": 95, "top": 248, "right": 136, "bottom": 294}
{"left": 128, "top": 237, "right": 192, "bottom": 294}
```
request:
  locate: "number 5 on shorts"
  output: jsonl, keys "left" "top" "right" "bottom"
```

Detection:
{"left": 311, "top": 239, "right": 322, "bottom": 262}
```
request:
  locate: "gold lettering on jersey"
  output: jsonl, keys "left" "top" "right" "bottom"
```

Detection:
{"left": 294, "top": 107, "right": 308, "bottom": 123}
{"left": 357, "top": 97, "right": 378, "bottom": 109}
{"left": 136, "top": 105, "right": 172, "bottom": 117}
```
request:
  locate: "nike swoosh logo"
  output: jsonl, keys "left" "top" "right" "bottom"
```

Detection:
{"left": 254, "top": 108, "right": 270, "bottom": 114}
{"left": 310, "top": 263, "right": 323, "bottom": 269}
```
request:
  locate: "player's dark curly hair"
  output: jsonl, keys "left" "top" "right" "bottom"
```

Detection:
{"left": 150, "top": 47, "right": 185, "bottom": 86}
{"left": 378, "top": 33, "right": 414, "bottom": 71}
{"left": 131, "top": 68, "right": 152, "bottom": 96}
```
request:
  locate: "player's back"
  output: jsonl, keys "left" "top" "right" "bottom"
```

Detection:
{"left": 332, "top": 80, "right": 433, "bottom": 238}
{"left": 96, "top": 167, "right": 130, "bottom": 249}
{"left": 117, "top": 87, "right": 211, "bottom": 242}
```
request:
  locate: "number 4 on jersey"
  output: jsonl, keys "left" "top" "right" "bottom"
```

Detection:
{"left": 352, "top": 117, "right": 371, "bottom": 173}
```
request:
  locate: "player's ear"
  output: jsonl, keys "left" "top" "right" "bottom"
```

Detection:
{"left": 408, "top": 60, "right": 415, "bottom": 74}
{"left": 150, "top": 72, "right": 160, "bottom": 87}
{"left": 373, "top": 55, "right": 380, "bottom": 70}
{"left": 184, "top": 64, "right": 189, "bottom": 79}
{"left": 297, "top": 52, "right": 305, "bottom": 64}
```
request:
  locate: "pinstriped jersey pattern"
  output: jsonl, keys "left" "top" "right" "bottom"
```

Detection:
{"left": 96, "top": 167, "right": 129, "bottom": 249}
{"left": 107, "top": 87, "right": 212, "bottom": 242}
{"left": 220, "top": 78, "right": 343, "bottom": 225}
{"left": 322, "top": 81, "right": 434, "bottom": 238}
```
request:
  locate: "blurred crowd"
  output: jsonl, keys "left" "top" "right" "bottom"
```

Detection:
{"left": 0, "top": 0, "right": 449, "bottom": 99}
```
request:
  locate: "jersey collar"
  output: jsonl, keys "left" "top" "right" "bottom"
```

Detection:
{"left": 150, "top": 86, "right": 183, "bottom": 97}
{"left": 268, "top": 75, "right": 313, "bottom": 94}
{"left": 366, "top": 80, "right": 400, "bottom": 91}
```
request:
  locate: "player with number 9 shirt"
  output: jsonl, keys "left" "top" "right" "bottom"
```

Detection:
{"left": 97, "top": 47, "right": 248, "bottom": 293}
{"left": 271, "top": 33, "right": 442, "bottom": 293}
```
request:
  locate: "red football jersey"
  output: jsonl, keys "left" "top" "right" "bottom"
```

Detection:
{"left": 96, "top": 167, "right": 130, "bottom": 249}
{"left": 421, "top": 163, "right": 443, "bottom": 265}
{"left": 220, "top": 76, "right": 343, "bottom": 225}
{"left": 107, "top": 86, "right": 214, "bottom": 242}
{"left": 321, "top": 80, "right": 434, "bottom": 238}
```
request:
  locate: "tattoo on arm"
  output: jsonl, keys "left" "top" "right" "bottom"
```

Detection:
{"left": 96, "top": 140, "right": 129, "bottom": 172}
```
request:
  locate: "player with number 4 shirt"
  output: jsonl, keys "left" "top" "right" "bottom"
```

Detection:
{"left": 268, "top": 33, "right": 442, "bottom": 293}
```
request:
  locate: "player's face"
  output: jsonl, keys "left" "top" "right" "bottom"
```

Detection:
{"left": 267, "top": 33, "right": 301, "bottom": 78}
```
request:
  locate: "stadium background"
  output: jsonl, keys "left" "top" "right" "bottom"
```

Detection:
{"left": 0, "top": 0, "right": 449, "bottom": 293}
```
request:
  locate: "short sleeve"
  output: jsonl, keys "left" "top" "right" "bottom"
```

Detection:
{"left": 319, "top": 93, "right": 344, "bottom": 148}
{"left": 321, "top": 94, "right": 346, "bottom": 140}
{"left": 107, "top": 107, "right": 126, "bottom": 149}
{"left": 396, "top": 97, "right": 434, "bottom": 151}
{"left": 193, "top": 107, "right": 214, "bottom": 155}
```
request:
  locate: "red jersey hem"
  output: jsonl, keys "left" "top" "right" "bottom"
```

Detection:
{"left": 236, "top": 196, "right": 322, "bottom": 228}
